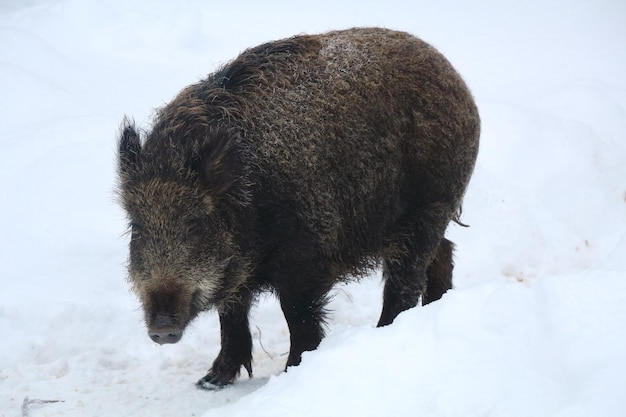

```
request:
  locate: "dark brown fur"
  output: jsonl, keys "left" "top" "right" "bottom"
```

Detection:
{"left": 117, "top": 27, "right": 479, "bottom": 388}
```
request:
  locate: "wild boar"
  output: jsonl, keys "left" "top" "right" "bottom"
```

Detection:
{"left": 117, "top": 27, "right": 479, "bottom": 389}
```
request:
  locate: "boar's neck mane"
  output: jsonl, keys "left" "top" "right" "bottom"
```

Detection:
{"left": 136, "top": 36, "right": 322, "bottom": 204}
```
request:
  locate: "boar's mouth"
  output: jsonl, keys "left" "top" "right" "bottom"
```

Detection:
{"left": 141, "top": 257, "right": 244, "bottom": 345}
{"left": 146, "top": 286, "right": 219, "bottom": 345}
{"left": 148, "top": 314, "right": 184, "bottom": 344}
{"left": 144, "top": 286, "right": 199, "bottom": 345}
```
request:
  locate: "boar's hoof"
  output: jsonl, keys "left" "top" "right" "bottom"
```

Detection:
{"left": 196, "top": 375, "right": 228, "bottom": 390}
{"left": 196, "top": 359, "right": 253, "bottom": 390}
{"left": 148, "top": 328, "right": 183, "bottom": 344}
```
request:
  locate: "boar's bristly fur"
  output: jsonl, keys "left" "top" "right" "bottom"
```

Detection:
{"left": 117, "top": 27, "right": 480, "bottom": 389}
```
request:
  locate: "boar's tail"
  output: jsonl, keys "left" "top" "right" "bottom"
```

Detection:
{"left": 452, "top": 207, "right": 470, "bottom": 228}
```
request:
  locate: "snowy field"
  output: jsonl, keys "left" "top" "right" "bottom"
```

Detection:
{"left": 1, "top": 1, "right": 625, "bottom": 416}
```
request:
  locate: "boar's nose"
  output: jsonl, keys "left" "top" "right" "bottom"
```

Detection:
{"left": 148, "top": 327, "right": 183, "bottom": 344}
{"left": 148, "top": 313, "right": 183, "bottom": 344}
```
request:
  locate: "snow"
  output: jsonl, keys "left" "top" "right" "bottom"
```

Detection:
{"left": 1, "top": 0, "right": 625, "bottom": 416}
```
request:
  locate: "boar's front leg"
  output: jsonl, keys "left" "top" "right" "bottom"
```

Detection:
{"left": 197, "top": 290, "right": 253, "bottom": 389}
{"left": 277, "top": 274, "right": 332, "bottom": 369}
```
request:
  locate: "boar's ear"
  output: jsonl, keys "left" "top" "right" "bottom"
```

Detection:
{"left": 118, "top": 117, "right": 142, "bottom": 179}
{"left": 193, "top": 127, "right": 242, "bottom": 196}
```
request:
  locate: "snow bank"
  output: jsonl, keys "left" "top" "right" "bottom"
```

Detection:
{"left": 209, "top": 272, "right": 626, "bottom": 417}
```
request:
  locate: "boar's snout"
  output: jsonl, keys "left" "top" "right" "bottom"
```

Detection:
{"left": 148, "top": 314, "right": 183, "bottom": 344}
{"left": 149, "top": 327, "right": 183, "bottom": 344}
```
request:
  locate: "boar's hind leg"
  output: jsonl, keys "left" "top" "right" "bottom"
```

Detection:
{"left": 377, "top": 226, "right": 453, "bottom": 327}
{"left": 197, "top": 290, "right": 253, "bottom": 389}
{"left": 377, "top": 255, "right": 426, "bottom": 327}
{"left": 422, "top": 238, "right": 454, "bottom": 305}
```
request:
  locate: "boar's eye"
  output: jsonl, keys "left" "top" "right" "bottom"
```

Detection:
{"left": 130, "top": 223, "right": 144, "bottom": 241}
{"left": 185, "top": 219, "right": 205, "bottom": 241}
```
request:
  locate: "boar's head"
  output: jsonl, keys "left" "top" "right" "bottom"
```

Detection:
{"left": 116, "top": 118, "right": 250, "bottom": 344}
